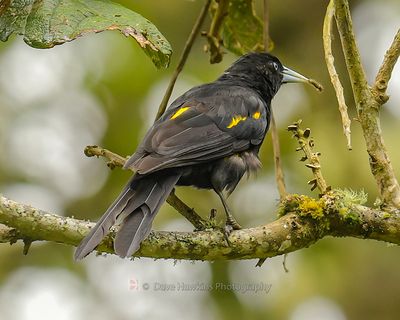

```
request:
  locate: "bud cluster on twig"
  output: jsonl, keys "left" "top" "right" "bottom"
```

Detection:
{"left": 288, "top": 120, "right": 330, "bottom": 195}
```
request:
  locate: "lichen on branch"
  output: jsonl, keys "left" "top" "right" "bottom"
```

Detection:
{"left": 1, "top": 192, "right": 399, "bottom": 260}
{"left": 1, "top": 140, "right": 398, "bottom": 261}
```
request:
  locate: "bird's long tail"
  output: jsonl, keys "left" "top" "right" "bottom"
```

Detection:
{"left": 74, "top": 171, "right": 181, "bottom": 260}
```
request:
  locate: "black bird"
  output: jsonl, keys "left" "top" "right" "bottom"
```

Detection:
{"left": 75, "top": 52, "right": 311, "bottom": 260}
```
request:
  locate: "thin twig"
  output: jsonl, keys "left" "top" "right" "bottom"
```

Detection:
{"left": 255, "top": 258, "right": 266, "bottom": 267}
{"left": 84, "top": 146, "right": 207, "bottom": 229}
{"left": 282, "top": 253, "right": 289, "bottom": 273}
{"left": 323, "top": 0, "right": 352, "bottom": 150}
{"left": 84, "top": 145, "right": 127, "bottom": 169}
{"left": 262, "top": 0, "right": 287, "bottom": 200}
{"left": 263, "top": 0, "right": 270, "bottom": 52}
{"left": 203, "top": 0, "right": 230, "bottom": 63}
{"left": 288, "top": 121, "right": 329, "bottom": 194}
{"left": 372, "top": 28, "right": 400, "bottom": 105}
{"left": 270, "top": 112, "right": 287, "bottom": 198}
{"left": 166, "top": 190, "right": 207, "bottom": 230}
{"left": 155, "top": 0, "right": 212, "bottom": 120}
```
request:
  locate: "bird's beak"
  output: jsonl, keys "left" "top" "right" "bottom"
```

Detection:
{"left": 281, "top": 66, "right": 309, "bottom": 84}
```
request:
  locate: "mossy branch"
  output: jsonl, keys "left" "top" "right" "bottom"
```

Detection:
{"left": 0, "top": 223, "right": 20, "bottom": 244}
{"left": 1, "top": 192, "right": 399, "bottom": 260}
{"left": 332, "top": 0, "right": 400, "bottom": 210}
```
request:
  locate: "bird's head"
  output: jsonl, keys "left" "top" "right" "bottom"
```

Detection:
{"left": 221, "top": 52, "right": 313, "bottom": 100}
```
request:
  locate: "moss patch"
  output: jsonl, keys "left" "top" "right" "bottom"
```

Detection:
{"left": 330, "top": 189, "right": 368, "bottom": 224}
{"left": 278, "top": 194, "right": 326, "bottom": 220}
{"left": 298, "top": 197, "right": 325, "bottom": 219}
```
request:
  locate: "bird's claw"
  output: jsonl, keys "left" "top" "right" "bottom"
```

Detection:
{"left": 223, "top": 224, "right": 233, "bottom": 246}
{"left": 226, "top": 217, "right": 242, "bottom": 230}
{"left": 223, "top": 218, "right": 242, "bottom": 246}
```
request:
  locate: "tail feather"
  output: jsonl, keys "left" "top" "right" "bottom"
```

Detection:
{"left": 114, "top": 173, "right": 181, "bottom": 257}
{"left": 74, "top": 172, "right": 180, "bottom": 260}
{"left": 74, "top": 182, "right": 135, "bottom": 260}
{"left": 114, "top": 206, "right": 152, "bottom": 257}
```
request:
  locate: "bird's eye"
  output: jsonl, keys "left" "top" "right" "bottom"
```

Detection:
{"left": 272, "top": 62, "right": 279, "bottom": 71}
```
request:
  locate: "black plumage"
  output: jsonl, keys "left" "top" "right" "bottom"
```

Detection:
{"left": 75, "top": 52, "right": 310, "bottom": 260}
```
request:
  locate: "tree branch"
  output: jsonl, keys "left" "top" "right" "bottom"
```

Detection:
{"left": 166, "top": 190, "right": 208, "bottom": 230}
{"left": 372, "top": 28, "right": 400, "bottom": 105}
{"left": 0, "top": 223, "right": 19, "bottom": 244}
{"left": 84, "top": 145, "right": 127, "bottom": 169}
{"left": 333, "top": 0, "right": 400, "bottom": 209}
{"left": 1, "top": 193, "right": 399, "bottom": 260}
{"left": 333, "top": 0, "right": 369, "bottom": 103}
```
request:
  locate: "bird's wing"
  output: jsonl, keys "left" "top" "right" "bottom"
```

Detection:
{"left": 125, "top": 87, "right": 269, "bottom": 175}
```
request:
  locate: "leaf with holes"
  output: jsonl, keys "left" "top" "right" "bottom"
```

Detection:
{"left": 0, "top": 0, "right": 172, "bottom": 68}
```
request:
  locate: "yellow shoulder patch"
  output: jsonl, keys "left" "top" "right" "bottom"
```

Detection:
{"left": 252, "top": 111, "right": 261, "bottom": 119}
{"left": 227, "top": 115, "right": 247, "bottom": 128}
{"left": 171, "top": 106, "right": 190, "bottom": 120}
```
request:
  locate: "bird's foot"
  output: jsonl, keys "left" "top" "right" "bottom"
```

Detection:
{"left": 223, "top": 217, "right": 242, "bottom": 246}
{"left": 226, "top": 216, "right": 242, "bottom": 230}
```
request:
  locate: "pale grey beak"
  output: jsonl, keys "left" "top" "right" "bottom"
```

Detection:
{"left": 281, "top": 66, "right": 309, "bottom": 83}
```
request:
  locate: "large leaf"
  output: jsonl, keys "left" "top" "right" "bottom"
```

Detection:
{"left": 0, "top": 0, "right": 172, "bottom": 68}
{"left": 222, "top": 0, "right": 271, "bottom": 55}
{"left": 205, "top": 0, "right": 273, "bottom": 63}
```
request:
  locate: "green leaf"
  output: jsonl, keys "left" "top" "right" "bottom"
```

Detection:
{"left": 222, "top": 0, "right": 272, "bottom": 55}
{"left": 0, "top": 0, "right": 172, "bottom": 68}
